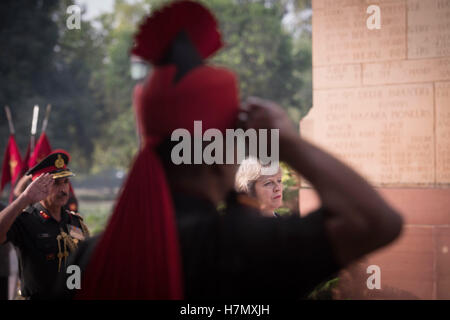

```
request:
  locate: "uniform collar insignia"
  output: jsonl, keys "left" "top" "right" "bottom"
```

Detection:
{"left": 39, "top": 210, "right": 50, "bottom": 220}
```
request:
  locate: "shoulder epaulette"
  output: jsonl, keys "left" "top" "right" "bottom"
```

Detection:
{"left": 66, "top": 210, "right": 84, "bottom": 221}
{"left": 67, "top": 210, "right": 90, "bottom": 238}
{"left": 23, "top": 205, "right": 36, "bottom": 214}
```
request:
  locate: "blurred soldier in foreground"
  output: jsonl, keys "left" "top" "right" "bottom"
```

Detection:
{"left": 0, "top": 202, "right": 8, "bottom": 300}
{"left": 66, "top": 0, "right": 403, "bottom": 299}
{"left": 0, "top": 150, "right": 89, "bottom": 300}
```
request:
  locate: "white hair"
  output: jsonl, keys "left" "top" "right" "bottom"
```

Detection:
{"left": 235, "top": 157, "right": 281, "bottom": 195}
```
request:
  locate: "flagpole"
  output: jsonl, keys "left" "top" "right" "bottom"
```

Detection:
{"left": 4, "top": 106, "right": 15, "bottom": 135}
{"left": 41, "top": 104, "right": 51, "bottom": 133}
{"left": 30, "top": 105, "right": 39, "bottom": 154}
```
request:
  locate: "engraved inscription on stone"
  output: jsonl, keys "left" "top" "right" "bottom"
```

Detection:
{"left": 310, "top": 0, "right": 450, "bottom": 186}
{"left": 312, "top": 0, "right": 404, "bottom": 11}
{"left": 303, "top": 84, "right": 435, "bottom": 185}
{"left": 363, "top": 58, "right": 450, "bottom": 85}
{"left": 408, "top": 0, "right": 450, "bottom": 59}
{"left": 313, "top": 1, "right": 406, "bottom": 66}
{"left": 314, "top": 64, "right": 362, "bottom": 89}
{"left": 436, "top": 82, "right": 450, "bottom": 183}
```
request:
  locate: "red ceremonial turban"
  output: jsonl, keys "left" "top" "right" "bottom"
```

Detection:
{"left": 77, "top": 0, "right": 239, "bottom": 299}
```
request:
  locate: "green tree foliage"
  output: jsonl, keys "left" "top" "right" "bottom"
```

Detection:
{"left": 0, "top": 0, "right": 105, "bottom": 173}
{"left": 90, "top": 0, "right": 146, "bottom": 171}
{"left": 91, "top": 0, "right": 312, "bottom": 170}
{"left": 48, "top": 0, "right": 106, "bottom": 172}
{"left": 0, "top": 0, "right": 60, "bottom": 153}
{"left": 206, "top": 0, "right": 311, "bottom": 119}
{"left": 275, "top": 162, "right": 300, "bottom": 215}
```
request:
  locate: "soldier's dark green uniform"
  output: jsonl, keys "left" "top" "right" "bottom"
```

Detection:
{"left": 6, "top": 202, "right": 88, "bottom": 300}
{"left": 2, "top": 150, "right": 89, "bottom": 300}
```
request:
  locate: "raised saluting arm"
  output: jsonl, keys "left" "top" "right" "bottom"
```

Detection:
{"left": 244, "top": 97, "right": 403, "bottom": 267}
{"left": 0, "top": 173, "right": 53, "bottom": 244}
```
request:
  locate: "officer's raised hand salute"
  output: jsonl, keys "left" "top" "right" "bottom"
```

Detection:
{"left": 0, "top": 174, "right": 53, "bottom": 244}
{"left": 23, "top": 173, "right": 54, "bottom": 204}
{"left": 0, "top": 150, "right": 89, "bottom": 300}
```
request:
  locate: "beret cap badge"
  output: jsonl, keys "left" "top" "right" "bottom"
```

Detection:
{"left": 55, "top": 154, "right": 65, "bottom": 169}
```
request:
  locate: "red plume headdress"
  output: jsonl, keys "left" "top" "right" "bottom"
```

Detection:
{"left": 131, "top": 0, "right": 223, "bottom": 65}
{"left": 77, "top": 1, "right": 239, "bottom": 299}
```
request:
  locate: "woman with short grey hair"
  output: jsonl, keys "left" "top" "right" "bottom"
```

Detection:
{"left": 235, "top": 157, "right": 283, "bottom": 217}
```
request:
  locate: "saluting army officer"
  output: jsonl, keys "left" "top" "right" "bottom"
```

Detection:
{"left": 0, "top": 150, "right": 89, "bottom": 300}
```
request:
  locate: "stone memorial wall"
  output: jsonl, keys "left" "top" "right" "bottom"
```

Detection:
{"left": 300, "top": 0, "right": 450, "bottom": 299}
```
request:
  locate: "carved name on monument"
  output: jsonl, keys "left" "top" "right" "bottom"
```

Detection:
{"left": 436, "top": 82, "right": 450, "bottom": 183}
{"left": 303, "top": 84, "right": 434, "bottom": 185}
{"left": 313, "top": 1, "right": 405, "bottom": 66}
{"left": 306, "top": 0, "right": 450, "bottom": 186}
{"left": 408, "top": 0, "right": 450, "bottom": 59}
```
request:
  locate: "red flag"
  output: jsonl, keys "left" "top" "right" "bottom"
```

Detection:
{"left": 28, "top": 133, "right": 52, "bottom": 169}
{"left": 20, "top": 142, "right": 31, "bottom": 177}
{"left": 10, "top": 141, "right": 31, "bottom": 203}
{"left": 1, "top": 134, "right": 23, "bottom": 192}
